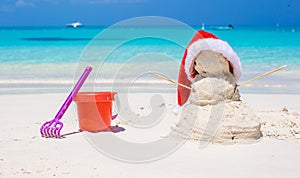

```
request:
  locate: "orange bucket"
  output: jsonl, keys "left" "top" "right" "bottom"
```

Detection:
{"left": 74, "top": 92, "right": 117, "bottom": 132}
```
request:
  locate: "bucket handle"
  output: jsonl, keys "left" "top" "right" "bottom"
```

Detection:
{"left": 111, "top": 93, "right": 120, "bottom": 120}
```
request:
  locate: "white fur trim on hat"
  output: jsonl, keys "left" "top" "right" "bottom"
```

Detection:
{"left": 184, "top": 38, "right": 242, "bottom": 81}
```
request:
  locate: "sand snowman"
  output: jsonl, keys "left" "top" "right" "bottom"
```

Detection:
{"left": 171, "top": 30, "right": 261, "bottom": 144}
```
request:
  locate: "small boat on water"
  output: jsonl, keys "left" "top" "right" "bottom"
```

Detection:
{"left": 66, "top": 21, "right": 83, "bottom": 28}
{"left": 201, "top": 23, "right": 205, "bottom": 30}
{"left": 211, "top": 24, "right": 234, "bottom": 30}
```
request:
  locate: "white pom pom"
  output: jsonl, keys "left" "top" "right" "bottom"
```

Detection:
{"left": 173, "top": 104, "right": 182, "bottom": 115}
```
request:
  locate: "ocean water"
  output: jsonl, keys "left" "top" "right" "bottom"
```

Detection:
{"left": 0, "top": 26, "right": 300, "bottom": 94}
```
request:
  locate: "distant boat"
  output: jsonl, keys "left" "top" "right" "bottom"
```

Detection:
{"left": 211, "top": 24, "right": 234, "bottom": 30}
{"left": 66, "top": 22, "right": 83, "bottom": 28}
{"left": 201, "top": 23, "right": 205, "bottom": 30}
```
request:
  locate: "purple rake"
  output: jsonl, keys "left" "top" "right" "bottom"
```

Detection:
{"left": 40, "top": 66, "right": 92, "bottom": 138}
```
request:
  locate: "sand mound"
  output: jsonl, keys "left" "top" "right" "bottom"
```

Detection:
{"left": 171, "top": 101, "right": 261, "bottom": 144}
{"left": 259, "top": 108, "right": 300, "bottom": 140}
{"left": 171, "top": 78, "right": 261, "bottom": 144}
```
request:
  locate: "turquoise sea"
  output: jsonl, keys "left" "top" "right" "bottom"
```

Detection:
{"left": 1, "top": 26, "right": 300, "bottom": 94}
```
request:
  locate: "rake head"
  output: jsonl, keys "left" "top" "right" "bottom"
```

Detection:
{"left": 39, "top": 66, "right": 92, "bottom": 139}
{"left": 40, "top": 119, "right": 63, "bottom": 138}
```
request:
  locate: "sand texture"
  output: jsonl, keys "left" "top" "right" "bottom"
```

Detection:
{"left": 0, "top": 93, "right": 300, "bottom": 177}
{"left": 171, "top": 101, "right": 261, "bottom": 144}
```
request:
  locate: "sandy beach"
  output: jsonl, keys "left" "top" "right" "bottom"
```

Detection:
{"left": 0, "top": 0, "right": 299, "bottom": 177}
{"left": 1, "top": 92, "right": 300, "bottom": 178}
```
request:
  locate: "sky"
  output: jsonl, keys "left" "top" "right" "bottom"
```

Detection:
{"left": 0, "top": 0, "right": 298, "bottom": 26}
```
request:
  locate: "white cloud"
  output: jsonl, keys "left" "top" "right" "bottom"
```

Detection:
{"left": 0, "top": 0, "right": 59, "bottom": 13}
{"left": 15, "top": 0, "right": 35, "bottom": 7}
{"left": 71, "top": 0, "right": 147, "bottom": 4}
{"left": 37, "top": 0, "right": 59, "bottom": 5}
{"left": 14, "top": 0, "right": 59, "bottom": 8}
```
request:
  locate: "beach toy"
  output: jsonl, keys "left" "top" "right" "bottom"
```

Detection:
{"left": 40, "top": 66, "right": 92, "bottom": 138}
{"left": 74, "top": 92, "right": 118, "bottom": 132}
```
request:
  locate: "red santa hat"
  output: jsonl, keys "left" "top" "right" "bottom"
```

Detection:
{"left": 177, "top": 30, "right": 242, "bottom": 106}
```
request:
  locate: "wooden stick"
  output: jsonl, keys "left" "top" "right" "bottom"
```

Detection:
{"left": 237, "top": 65, "right": 287, "bottom": 87}
{"left": 149, "top": 65, "right": 287, "bottom": 90}
{"left": 148, "top": 71, "right": 192, "bottom": 90}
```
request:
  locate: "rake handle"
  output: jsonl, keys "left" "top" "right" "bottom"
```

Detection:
{"left": 54, "top": 66, "right": 92, "bottom": 121}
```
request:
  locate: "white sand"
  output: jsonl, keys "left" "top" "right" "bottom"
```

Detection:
{"left": 1, "top": 93, "right": 300, "bottom": 177}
